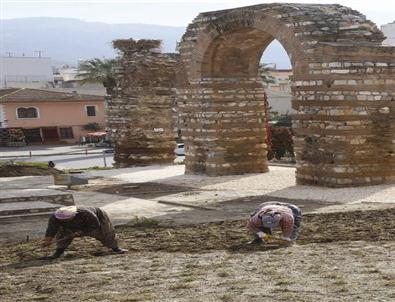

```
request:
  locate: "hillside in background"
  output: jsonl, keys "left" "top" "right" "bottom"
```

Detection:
{"left": 1, "top": 17, "right": 291, "bottom": 68}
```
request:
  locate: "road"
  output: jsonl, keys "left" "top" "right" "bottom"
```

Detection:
{"left": 0, "top": 145, "right": 185, "bottom": 169}
{"left": 3, "top": 152, "right": 115, "bottom": 169}
{"left": 0, "top": 145, "right": 114, "bottom": 169}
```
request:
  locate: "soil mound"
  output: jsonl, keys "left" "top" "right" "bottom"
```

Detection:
{"left": 0, "top": 165, "right": 62, "bottom": 177}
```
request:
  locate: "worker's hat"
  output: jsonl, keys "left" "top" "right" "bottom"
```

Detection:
{"left": 54, "top": 206, "right": 78, "bottom": 220}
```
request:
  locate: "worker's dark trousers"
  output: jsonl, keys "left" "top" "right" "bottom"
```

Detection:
{"left": 56, "top": 208, "right": 118, "bottom": 250}
{"left": 256, "top": 201, "right": 303, "bottom": 240}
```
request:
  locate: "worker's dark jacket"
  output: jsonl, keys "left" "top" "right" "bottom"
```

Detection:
{"left": 45, "top": 206, "right": 118, "bottom": 249}
{"left": 45, "top": 207, "right": 101, "bottom": 237}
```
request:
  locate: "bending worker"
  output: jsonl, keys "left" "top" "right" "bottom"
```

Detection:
{"left": 42, "top": 206, "right": 127, "bottom": 259}
{"left": 247, "top": 201, "right": 302, "bottom": 244}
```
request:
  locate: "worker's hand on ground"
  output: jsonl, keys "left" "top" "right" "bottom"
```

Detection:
{"left": 41, "top": 237, "right": 53, "bottom": 248}
{"left": 256, "top": 231, "right": 271, "bottom": 242}
{"left": 280, "top": 236, "right": 292, "bottom": 242}
{"left": 280, "top": 236, "right": 294, "bottom": 245}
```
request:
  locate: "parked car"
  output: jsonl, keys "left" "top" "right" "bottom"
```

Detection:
{"left": 270, "top": 115, "right": 292, "bottom": 128}
{"left": 175, "top": 143, "right": 185, "bottom": 156}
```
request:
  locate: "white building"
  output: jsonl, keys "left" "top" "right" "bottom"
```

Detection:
{"left": 381, "top": 22, "right": 395, "bottom": 46}
{"left": 266, "top": 69, "right": 293, "bottom": 115}
{"left": 0, "top": 56, "right": 54, "bottom": 89}
{"left": 57, "top": 66, "right": 79, "bottom": 83}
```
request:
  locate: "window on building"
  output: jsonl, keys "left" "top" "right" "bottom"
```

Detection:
{"left": 86, "top": 105, "right": 97, "bottom": 117}
{"left": 17, "top": 107, "right": 39, "bottom": 119}
{"left": 59, "top": 127, "right": 74, "bottom": 139}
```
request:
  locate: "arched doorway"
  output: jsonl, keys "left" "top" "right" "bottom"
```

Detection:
{"left": 177, "top": 3, "right": 395, "bottom": 187}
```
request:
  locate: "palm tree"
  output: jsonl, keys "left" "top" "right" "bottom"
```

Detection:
{"left": 258, "top": 63, "right": 276, "bottom": 86}
{"left": 76, "top": 58, "right": 117, "bottom": 94}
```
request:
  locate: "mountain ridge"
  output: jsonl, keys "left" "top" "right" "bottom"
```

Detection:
{"left": 1, "top": 17, "right": 291, "bottom": 68}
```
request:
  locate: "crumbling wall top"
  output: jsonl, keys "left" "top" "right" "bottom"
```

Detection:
{"left": 113, "top": 39, "right": 162, "bottom": 54}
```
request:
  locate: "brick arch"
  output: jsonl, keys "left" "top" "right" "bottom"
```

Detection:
{"left": 180, "top": 4, "right": 384, "bottom": 81}
{"left": 177, "top": 3, "right": 395, "bottom": 187}
{"left": 187, "top": 13, "right": 309, "bottom": 78}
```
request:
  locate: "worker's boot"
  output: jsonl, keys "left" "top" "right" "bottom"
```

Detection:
{"left": 112, "top": 247, "right": 128, "bottom": 254}
{"left": 47, "top": 248, "right": 66, "bottom": 259}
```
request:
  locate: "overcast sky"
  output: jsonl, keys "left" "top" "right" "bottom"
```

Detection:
{"left": 1, "top": 0, "right": 394, "bottom": 27}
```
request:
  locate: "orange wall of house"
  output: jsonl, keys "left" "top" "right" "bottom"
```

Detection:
{"left": 4, "top": 101, "right": 105, "bottom": 141}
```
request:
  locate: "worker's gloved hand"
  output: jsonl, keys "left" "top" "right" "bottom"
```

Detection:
{"left": 280, "top": 236, "right": 292, "bottom": 242}
{"left": 257, "top": 231, "right": 271, "bottom": 242}
{"left": 280, "top": 236, "right": 293, "bottom": 245}
{"left": 41, "top": 237, "right": 53, "bottom": 248}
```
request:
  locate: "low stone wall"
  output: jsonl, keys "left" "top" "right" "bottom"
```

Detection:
{"left": 0, "top": 194, "right": 74, "bottom": 206}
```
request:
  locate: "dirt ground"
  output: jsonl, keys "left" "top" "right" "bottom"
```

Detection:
{"left": 0, "top": 165, "right": 61, "bottom": 177}
{"left": 1, "top": 207, "right": 394, "bottom": 301}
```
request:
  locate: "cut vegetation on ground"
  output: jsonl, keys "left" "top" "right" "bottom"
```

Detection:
{"left": 1, "top": 208, "right": 394, "bottom": 301}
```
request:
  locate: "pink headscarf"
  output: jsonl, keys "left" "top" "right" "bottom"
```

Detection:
{"left": 54, "top": 206, "right": 77, "bottom": 220}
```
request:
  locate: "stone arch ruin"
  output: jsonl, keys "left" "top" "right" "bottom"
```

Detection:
{"left": 177, "top": 3, "right": 395, "bottom": 187}
{"left": 108, "top": 3, "right": 395, "bottom": 187}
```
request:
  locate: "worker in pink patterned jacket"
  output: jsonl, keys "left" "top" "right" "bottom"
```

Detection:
{"left": 247, "top": 201, "right": 302, "bottom": 244}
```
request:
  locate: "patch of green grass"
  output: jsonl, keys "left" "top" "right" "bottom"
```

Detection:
{"left": 31, "top": 294, "right": 50, "bottom": 301}
{"left": 217, "top": 271, "right": 231, "bottom": 278}
{"left": 174, "top": 159, "right": 185, "bottom": 165}
{"left": 182, "top": 276, "right": 196, "bottom": 283}
{"left": 65, "top": 166, "right": 114, "bottom": 172}
{"left": 15, "top": 161, "right": 49, "bottom": 168}
{"left": 220, "top": 294, "right": 233, "bottom": 302}
{"left": 272, "top": 287, "right": 291, "bottom": 293}
{"left": 185, "top": 263, "right": 200, "bottom": 269}
{"left": 119, "top": 295, "right": 153, "bottom": 302}
{"left": 169, "top": 282, "right": 192, "bottom": 290}
{"left": 332, "top": 279, "right": 347, "bottom": 286}
{"left": 367, "top": 268, "right": 381, "bottom": 274}
{"left": 179, "top": 271, "right": 194, "bottom": 277}
{"left": 127, "top": 216, "right": 161, "bottom": 228}
{"left": 88, "top": 277, "right": 113, "bottom": 287}
{"left": 384, "top": 280, "right": 395, "bottom": 287}
{"left": 275, "top": 279, "right": 293, "bottom": 286}
{"left": 307, "top": 264, "right": 321, "bottom": 274}
{"left": 323, "top": 273, "right": 339, "bottom": 279}
{"left": 350, "top": 250, "right": 365, "bottom": 257}
{"left": 336, "top": 286, "right": 348, "bottom": 293}
{"left": 0, "top": 283, "right": 13, "bottom": 294}
{"left": 150, "top": 261, "right": 161, "bottom": 268}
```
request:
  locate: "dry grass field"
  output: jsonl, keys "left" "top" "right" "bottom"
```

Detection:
{"left": 1, "top": 208, "right": 394, "bottom": 301}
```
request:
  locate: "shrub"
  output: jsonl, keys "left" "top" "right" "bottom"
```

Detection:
{"left": 267, "top": 127, "right": 294, "bottom": 160}
{"left": 82, "top": 122, "right": 102, "bottom": 131}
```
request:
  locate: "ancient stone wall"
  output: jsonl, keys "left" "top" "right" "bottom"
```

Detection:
{"left": 177, "top": 78, "right": 268, "bottom": 175}
{"left": 107, "top": 39, "right": 178, "bottom": 167}
{"left": 178, "top": 3, "right": 395, "bottom": 186}
{"left": 294, "top": 44, "right": 395, "bottom": 186}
